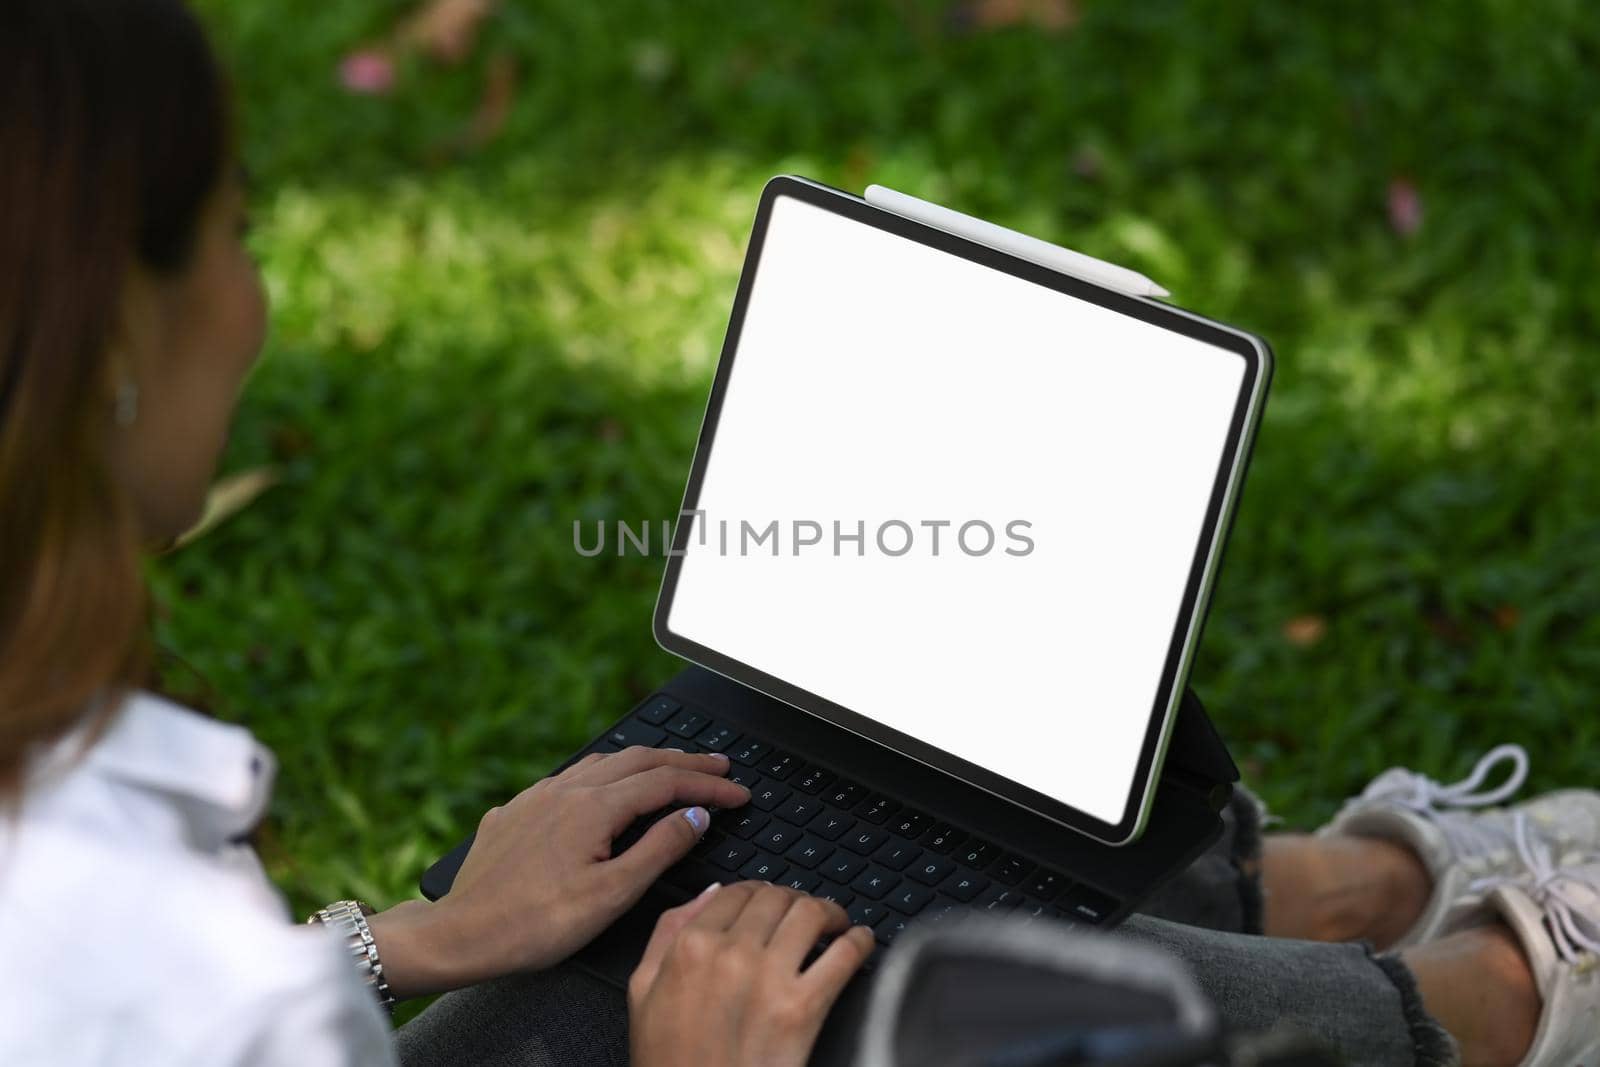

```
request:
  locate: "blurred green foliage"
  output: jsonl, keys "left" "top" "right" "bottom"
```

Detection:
{"left": 155, "top": 0, "right": 1599, "bottom": 937}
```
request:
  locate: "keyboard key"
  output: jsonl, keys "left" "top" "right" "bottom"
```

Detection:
{"left": 873, "top": 838, "right": 921, "bottom": 872}
{"left": 1058, "top": 883, "right": 1119, "bottom": 925}
{"left": 942, "top": 871, "right": 989, "bottom": 902}
{"left": 761, "top": 751, "right": 799, "bottom": 780}
{"left": 847, "top": 900, "right": 890, "bottom": 928}
{"left": 591, "top": 740, "right": 623, "bottom": 753}
{"left": 850, "top": 865, "right": 899, "bottom": 900}
{"left": 740, "top": 855, "right": 787, "bottom": 881}
{"left": 887, "top": 812, "right": 933, "bottom": 839}
{"left": 724, "top": 811, "right": 770, "bottom": 840}
{"left": 756, "top": 820, "right": 803, "bottom": 853}
{"left": 907, "top": 855, "right": 956, "bottom": 886}
{"left": 808, "top": 810, "right": 855, "bottom": 841}
{"left": 664, "top": 709, "right": 711, "bottom": 739}
{"left": 854, "top": 794, "right": 900, "bottom": 824}
{"left": 823, "top": 782, "right": 866, "bottom": 810}
{"left": 822, "top": 852, "right": 866, "bottom": 883}
{"left": 1027, "top": 871, "right": 1067, "bottom": 901}
{"left": 925, "top": 897, "right": 964, "bottom": 923}
{"left": 975, "top": 885, "right": 1024, "bottom": 914}
{"left": 709, "top": 840, "right": 755, "bottom": 872}
{"left": 816, "top": 881, "right": 855, "bottom": 907}
{"left": 776, "top": 795, "right": 823, "bottom": 826}
{"left": 781, "top": 871, "right": 820, "bottom": 893}
{"left": 786, "top": 835, "right": 833, "bottom": 869}
{"left": 1018, "top": 901, "right": 1050, "bottom": 922}
{"left": 729, "top": 738, "right": 770, "bottom": 766}
{"left": 696, "top": 724, "right": 739, "bottom": 752}
{"left": 842, "top": 826, "right": 889, "bottom": 856}
{"left": 919, "top": 823, "right": 966, "bottom": 854}
{"left": 726, "top": 767, "right": 762, "bottom": 790}
{"left": 990, "top": 855, "right": 1034, "bottom": 886}
{"left": 876, "top": 916, "right": 911, "bottom": 946}
{"left": 886, "top": 883, "right": 933, "bottom": 915}
{"left": 749, "top": 784, "right": 792, "bottom": 811}
{"left": 606, "top": 720, "right": 666, "bottom": 749}
{"left": 792, "top": 766, "right": 835, "bottom": 795}
{"left": 635, "top": 697, "right": 680, "bottom": 725}
{"left": 689, "top": 827, "right": 726, "bottom": 856}
{"left": 956, "top": 841, "right": 995, "bottom": 870}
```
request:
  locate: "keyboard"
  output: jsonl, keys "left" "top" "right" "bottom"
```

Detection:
{"left": 600, "top": 694, "right": 1124, "bottom": 951}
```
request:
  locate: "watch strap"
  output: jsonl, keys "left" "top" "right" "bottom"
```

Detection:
{"left": 307, "top": 899, "right": 395, "bottom": 1012}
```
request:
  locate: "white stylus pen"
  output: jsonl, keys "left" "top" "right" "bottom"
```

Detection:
{"left": 863, "top": 184, "right": 1171, "bottom": 300}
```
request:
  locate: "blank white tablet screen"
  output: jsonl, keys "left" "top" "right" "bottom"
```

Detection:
{"left": 666, "top": 194, "right": 1246, "bottom": 824}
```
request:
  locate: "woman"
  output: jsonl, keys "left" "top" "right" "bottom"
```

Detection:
{"left": 0, "top": 2, "right": 870, "bottom": 1064}
{"left": 2, "top": 3, "right": 1595, "bottom": 1066}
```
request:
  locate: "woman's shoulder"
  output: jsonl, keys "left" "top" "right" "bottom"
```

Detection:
{"left": 3, "top": 688, "right": 320, "bottom": 992}
{"left": 2, "top": 851, "right": 393, "bottom": 1062}
{"left": 2, "top": 817, "right": 350, "bottom": 1001}
{"left": 18, "top": 690, "right": 276, "bottom": 858}
{"left": 0, "top": 693, "right": 395, "bottom": 1065}
{"left": 0, "top": 824, "right": 389, "bottom": 1064}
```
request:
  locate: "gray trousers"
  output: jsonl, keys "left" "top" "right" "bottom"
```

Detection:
{"left": 396, "top": 789, "right": 1458, "bottom": 1066}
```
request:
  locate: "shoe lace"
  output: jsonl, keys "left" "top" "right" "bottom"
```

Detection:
{"left": 1358, "top": 744, "right": 1530, "bottom": 860}
{"left": 1472, "top": 812, "right": 1600, "bottom": 965}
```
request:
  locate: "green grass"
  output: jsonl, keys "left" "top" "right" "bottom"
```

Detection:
{"left": 156, "top": 0, "right": 1600, "bottom": 938}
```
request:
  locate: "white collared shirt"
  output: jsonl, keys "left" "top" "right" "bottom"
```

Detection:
{"left": 0, "top": 692, "right": 397, "bottom": 1066}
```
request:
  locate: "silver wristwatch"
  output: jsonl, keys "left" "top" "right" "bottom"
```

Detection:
{"left": 307, "top": 900, "right": 396, "bottom": 1012}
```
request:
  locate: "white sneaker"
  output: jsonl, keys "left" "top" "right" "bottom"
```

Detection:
{"left": 1449, "top": 816, "right": 1600, "bottom": 1067}
{"left": 1320, "top": 745, "right": 1600, "bottom": 947}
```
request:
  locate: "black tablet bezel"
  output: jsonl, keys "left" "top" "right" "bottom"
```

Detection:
{"left": 653, "top": 175, "right": 1271, "bottom": 845}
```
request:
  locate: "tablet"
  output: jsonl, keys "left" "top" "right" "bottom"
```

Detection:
{"left": 655, "top": 176, "right": 1271, "bottom": 845}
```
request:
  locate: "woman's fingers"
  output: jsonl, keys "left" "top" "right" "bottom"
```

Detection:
{"left": 729, "top": 884, "right": 803, "bottom": 947}
{"left": 799, "top": 924, "right": 876, "bottom": 1003}
{"left": 684, "top": 879, "right": 762, "bottom": 933}
{"left": 605, "top": 764, "right": 750, "bottom": 826}
{"left": 570, "top": 745, "right": 732, "bottom": 787}
{"left": 565, "top": 752, "right": 609, "bottom": 775}
{"left": 603, "top": 805, "right": 714, "bottom": 888}
{"left": 767, "top": 894, "right": 851, "bottom": 968}
{"left": 628, "top": 882, "right": 868, "bottom": 1067}
{"left": 630, "top": 881, "right": 723, "bottom": 998}
{"left": 635, "top": 880, "right": 764, "bottom": 994}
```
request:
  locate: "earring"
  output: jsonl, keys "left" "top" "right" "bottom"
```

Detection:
{"left": 115, "top": 380, "right": 139, "bottom": 426}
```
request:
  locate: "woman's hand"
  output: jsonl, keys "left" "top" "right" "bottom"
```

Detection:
{"left": 628, "top": 881, "right": 877, "bottom": 1067}
{"left": 369, "top": 746, "right": 750, "bottom": 996}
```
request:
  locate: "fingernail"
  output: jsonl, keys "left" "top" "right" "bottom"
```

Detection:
{"left": 698, "top": 881, "right": 721, "bottom": 898}
{"left": 683, "top": 806, "right": 708, "bottom": 833}
{"left": 664, "top": 747, "right": 684, "bottom": 753}
{"left": 708, "top": 752, "right": 730, "bottom": 763}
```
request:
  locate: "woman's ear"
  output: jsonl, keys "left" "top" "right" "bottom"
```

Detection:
{"left": 102, "top": 266, "right": 169, "bottom": 527}
{"left": 103, "top": 265, "right": 168, "bottom": 429}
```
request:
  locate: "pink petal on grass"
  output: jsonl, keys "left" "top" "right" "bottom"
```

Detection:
{"left": 339, "top": 50, "right": 396, "bottom": 95}
{"left": 1387, "top": 177, "right": 1423, "bottom": 236}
